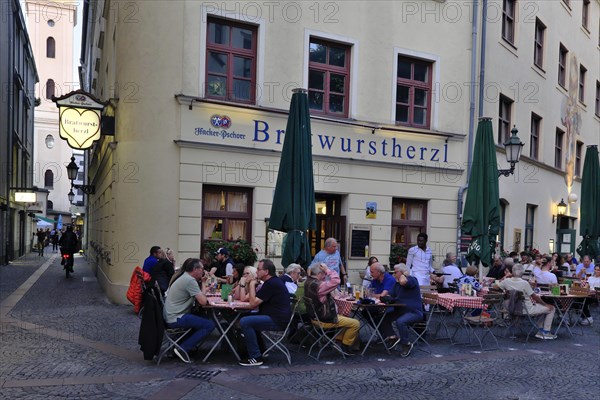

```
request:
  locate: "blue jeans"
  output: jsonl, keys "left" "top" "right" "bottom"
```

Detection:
{"left": 395, "top": 310, "right": 424, "bottom": 345}
{"left": 168, "top": 314, "right": 215, "bottom": 352}
{"left": 240, "top": 315, "right": 282, "bottom": 359}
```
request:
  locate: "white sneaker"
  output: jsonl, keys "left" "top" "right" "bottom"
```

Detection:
{"left": 580, "top": 317, "right": 593, "bottom": 326}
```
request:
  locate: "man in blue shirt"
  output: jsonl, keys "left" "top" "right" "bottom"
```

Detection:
{"left": 312, "top": 237, "right": 347, "bottom": 281}
{"left": 369, "top": 262, "right": 395, "bottom": 298}
{"left": 379, "top": 263, "right": 423, "bottom": 357}
{"left": 575, "top": 255, "right": 595, "bottom": 278}
{"left": 142, "top": 246, "right": 162, "bottom": 274}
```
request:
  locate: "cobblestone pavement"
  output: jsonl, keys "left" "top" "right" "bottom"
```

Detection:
{"left": 1, "top": 253, "right": 599, "bottom": 399}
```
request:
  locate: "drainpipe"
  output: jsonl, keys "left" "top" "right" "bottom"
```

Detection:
{"left": 457, "top": 0, "right": 481, "bottom": 260}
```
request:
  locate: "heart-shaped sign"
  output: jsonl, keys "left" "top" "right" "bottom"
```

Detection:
{"left": 59, "top": 107, "right": 101, "bottom": 149}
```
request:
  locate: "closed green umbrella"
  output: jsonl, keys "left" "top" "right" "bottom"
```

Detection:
{"left": 269, "top": 88, "right": 316, "bottom": 268}
{"left": 462, "top": 118, "right": 500, "bottom": 267}
{"left": 577, "top": 145, "right": 600, "bottom": 259}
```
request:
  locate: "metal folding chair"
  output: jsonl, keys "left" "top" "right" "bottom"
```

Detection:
{"left": 260, "top": 301, "right": 299, "bottom": 365}
{"left": 391, "top": 295, "right": 437, "bottom": 354}
{"left": 458, "top": 293, "right": 504, "bottom": 351}
{"left": 502, "top": 290, "right": 539, "bottom": 343}
{"left": 154, "top": 282, "right": 192, "bottom": 365}
{"left": 303, "top": 297, "right": 348, "bottom": 361}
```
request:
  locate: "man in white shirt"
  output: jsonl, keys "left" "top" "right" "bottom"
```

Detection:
{"left": 496, "top": 264, "right": 556, "bottom": 339}
{"left": 406, "top": 233, "right": 434, "bottom": 286}
{"left": 536, "top": 259, "right": 558, "bottom": 285}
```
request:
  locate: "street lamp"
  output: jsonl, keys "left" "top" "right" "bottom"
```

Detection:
{"left": 552, "top": 198, "right": 567, "bottom": 223}
{"left": 65, "top": 156, "right": 95, "bottom": 204}
{"left": 498, "top": 125, "right": 525, "bottom": 177}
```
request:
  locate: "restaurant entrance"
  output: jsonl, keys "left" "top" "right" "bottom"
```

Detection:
{"left": 309, "top": 194, "right": 346, "bottom": 259}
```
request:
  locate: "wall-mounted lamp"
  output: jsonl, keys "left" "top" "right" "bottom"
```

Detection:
{"left": 66, "top": 156, "right": 95, "bottom": 203}
{"left": 45, "top": 134, "right": 55, "bottom": 149}
{"left": 552, "top": 198, "right": 567, "bottom": 223}
{"left": 498, "top": 126, "right": 525, "bottom": 177}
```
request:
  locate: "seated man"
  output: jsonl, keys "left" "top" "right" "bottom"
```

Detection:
{"left": 380, "top": 263, "right": 423, "bottom": 357}
{"left": 369, "top": 262, "right": 396, "bottom": 298}
{"left": 143, "top": 246, "right": 163, "bottom": 274}
{"left": 163, "top": 258, "right": 215, "bottom": 362}
{"left": 239, "top": 259, "right": 292, "bottom": 367}
{"left": 281, "top": 263, "right": 302, "bottom": 295}
{"left": 536, "top": 258, "right": 558, "bottom": 285}
{"left": 575, "top": 255, "right": 595, "bottom": 279}
{"left": 305, "top": 262, "right": 360, "bottom": 354}
{"left": 457, "top": 265, "right": 482, "bottom": 293}
{"left": 496, "top": 264, "right": 556, "bottom": 339}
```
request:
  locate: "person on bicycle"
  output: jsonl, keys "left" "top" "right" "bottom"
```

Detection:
{"left": 59, "top": 226, "right": 78, "bottom": 272}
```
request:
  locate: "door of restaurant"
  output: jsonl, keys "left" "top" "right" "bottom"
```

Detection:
{"left": 309, "top": 194, "right": 346, "bottom": 259}
{"left": 557, "top": 229, "right": 576, "bottom": 255}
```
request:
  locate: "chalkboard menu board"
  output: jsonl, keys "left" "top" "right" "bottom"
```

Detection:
{"left": 349, "top": 225, "right": 371, "bottom": 259}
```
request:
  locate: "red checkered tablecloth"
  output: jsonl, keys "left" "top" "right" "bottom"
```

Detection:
{"left": 333, "top": 298, "right": 356, "bottom": 317}
{"left": 436, "top": 293, "right": 484, "bottom": 311}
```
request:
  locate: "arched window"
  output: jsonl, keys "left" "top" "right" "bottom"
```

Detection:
{"left": 44, "top": 169, "right": 54, "bottom": 188}
{"left": 45, "top": 79, "right": 55, "bottom": 99}
{"left": 47, "top": 200, "right": 54, "bottom": 210}
{"left": 46, "top": 37, "right": 55, "bottom": 58}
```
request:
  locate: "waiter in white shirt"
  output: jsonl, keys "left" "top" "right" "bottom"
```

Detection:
{"left": 406, "top": 233, "right": 434, "bottom": 286}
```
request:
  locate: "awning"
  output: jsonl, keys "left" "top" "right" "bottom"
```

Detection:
{"left": 35, "top": 215, "right": 55, "bottom": 224}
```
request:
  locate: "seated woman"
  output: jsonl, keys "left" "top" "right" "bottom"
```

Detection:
{"left": 362, "top": 256, "right": 379, "bottom": 288}
{"left": 232, "top": 266, "right": 257, "bottom": 301}
{"left": 379, "top": 263, "right": 423, "bottom": 357}
{"left": 151, "top": 247, "right": 176, "bottom": 294}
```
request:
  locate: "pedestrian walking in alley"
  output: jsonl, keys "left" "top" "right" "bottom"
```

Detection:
{"left": 36, "top": 229, "right": 46, "bottom": 257}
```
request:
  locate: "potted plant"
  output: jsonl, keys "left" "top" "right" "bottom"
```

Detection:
{"left": 389, "top": 243, "right": 408, "bottom": 266}
{"left": 203, "top": 240, "right": 258, "bottom": 266}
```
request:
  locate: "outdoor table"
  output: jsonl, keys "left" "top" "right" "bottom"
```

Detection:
{"left": 542, "top": 294, "right": 589, "bottom": 337}
{"left": 202, "top": 299, "right": 255, "bottom": 362}
{"left": 436, "top": 293, "right": 484, "bottom": 312}
{"left": 348, "top": 301, "right": 406, "bottom": 356}
{"left": 436, "top": 293, "right": 485, "bottom": 344}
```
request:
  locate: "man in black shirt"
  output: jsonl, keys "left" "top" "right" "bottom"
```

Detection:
{"left": 239, "top": 259, "right": 291, "bottom": 366}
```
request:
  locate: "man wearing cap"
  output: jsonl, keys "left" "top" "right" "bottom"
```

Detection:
{"left": 214, "top": 247, "right": 235, "bottom": 284}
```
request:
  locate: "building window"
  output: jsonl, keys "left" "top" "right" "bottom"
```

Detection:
{"left": 575, "top": 141, "right": 583, "bottom": 177}
{"left": 395, "top": 56, "right": 433, "bottom": 128}
{"left": 308, "top": 38, "right": 350, "bottom": 117}
{"left": 530, "top": 113, "right": 541, "bottom": 160}
{"left": 202, "top": 186, "right": 252, "bottom": 242}
{"left": 558, "top": 44, "right": 568, "bottom": 88}
{"left": 44, "top": 169, "right": 54, "bottom": 188}
{"left": 45, "top": 79, "right": 55, "bottom": 99}
{"left": 524, "top": 204, "right": 536, "bottom": 252}
{"left": 582, "top": 0, "right": 590, "bottom": 30}
{"left": 391, "top": 199, "right": 427, "bottom": 246}
{"left": 47, "top": 200, "right": 53, "bottom": 210}
{"left": 46, "top": 37, "right": 55, "bottom": 58}
{"left": 534, "top": 19, "right": 545, "bottom": 69}
{"left": 595, "top": 81, "right": 600, "bottom": 117}
{"left": 502, "top": 0, "right": 516, "bottom": 45}
{"left": 498, "top": 95, "right": 513, "bottom": 144}
{"left": 555, "top": 128, "right": 564, "bottom": 169}
{"left": 205, "top": 17, "right": 257, "bottom": 103}
{"left": 579, "top": 65, "right": 586, "bottom": 103}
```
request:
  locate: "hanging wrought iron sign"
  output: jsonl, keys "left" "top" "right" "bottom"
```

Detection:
{"left": 52, "top": 89, "right": 108, "bottom": 150}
